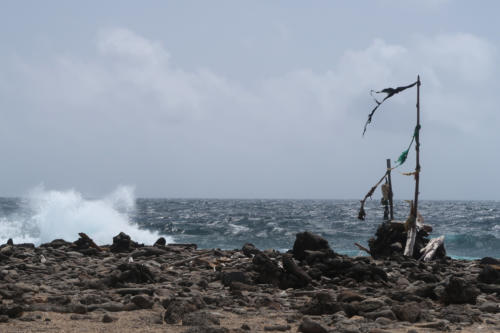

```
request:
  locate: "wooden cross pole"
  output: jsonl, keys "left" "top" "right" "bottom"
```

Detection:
{"left": 413, "top": 75, "right": 421, "bottom": 219}
{"left": 386, "top": 158, "right": 394, "bottom": 220}
{"left": 405, "top": 75, "right": 421, "bottom": 257}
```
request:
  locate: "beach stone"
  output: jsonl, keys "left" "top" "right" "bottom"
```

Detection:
{"left": 182, "top": 326, "right": 229, "bottom": 333}
{"left": 479, "top": 302, "right": 500, "bottom": 313}
{"left": 0, "top": 305, "right": 24, "bottom": 318}
{"left": 102, "top": 314, "right": 117, "bottom": 323}
{"left": 337, "top": 290, "right": 365, "bottom": 303}
{"left": 252, "top": 253, "right": 282, "bottom": 285}
{"left": 298, "top": 318, "right": 328, "bottom": 333}
{"left": 478, "top": 265, "right": 500, "bottom": 284}
{"left": 292, "top": 232, "right": 331, "bottom": 261}
{"left": 131, "top": 295, "right": 154, "bottom": 309}
{"left": 301, "top": 292, "right": 342, "bottom": 315}
{"left": 164, "top": 297, "right": 206, "bottom": 324}
{"left": 442, "top": 277, "right": 480, "bottom": 304}
{"left": 392, "top": 302, "right": 421, "bottom": 322}
{"left": 264, "top": 325, "right": 291, "bottom": 331}
{"left": 221, "top": 270, "right": 250, "bottom": 286}
{"left": 281, "top": 254, "right": 311, "bottom": 288}
{"left": 354, "top": 298, "right": 386, "bottom": 314}
{"left": 110, "top": 232, "right": 139, "bottom": 253}
{"left": 153, "top": 237, "right": 166, "bottom": 247}
{"left": 41, "top": 238, "right": 65, "bottom": 248}
{"left": 480, "top": 257, "right": 500, "bottom": 265}
{"left": 363, "top": 309, "right": 396, "bottom": 320}
{"left": 108, "top": 263, "right": 155, "bottom": 286}
{"left": 242, "top": 243, "right": 260, "bottom": 257}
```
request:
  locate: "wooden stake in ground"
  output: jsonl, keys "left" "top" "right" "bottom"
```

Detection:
{"left": 386, "top": 158, "right": 394, "bottom": 220}
{"left": 404, "top": 75, "right": 421, "bottom": 257}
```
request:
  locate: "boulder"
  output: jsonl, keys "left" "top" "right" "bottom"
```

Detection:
{"left": 164, "top": 297, "right": 206, "bottom": 324}
{"left": 392, "top": 302, "right": 421, "bottom": 322}
{"left": 478, "top": 265, "right": 500, "bottom": 284}
{"left": 107, "top": 263, "right": 155, "bottom": 286}
{"left": 292, "top": 232, "right": 331, "bottom": 261}
{"left": 110, "top": 232, "right": 139, "bottom": 253}
{"left": 301, "top": 292, "right": 342, "bottom": 315}
{"left": 131, "top": 295, "right": 154, "bottom": 309}
{"left": 242, "top": 243, "right": 260, "bottom": 257}
{"left": 252, "top": 253, "right": 282, "bottom": 286}
{"left": 442, "top": 277, "right": 480, "bottom": 304}
{"left": 154, "top": 237, "right": 166, "bottom": 247}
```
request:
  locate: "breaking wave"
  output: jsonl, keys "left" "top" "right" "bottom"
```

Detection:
{"left": 0, "top": 186, "right": 171, "bottom": 246}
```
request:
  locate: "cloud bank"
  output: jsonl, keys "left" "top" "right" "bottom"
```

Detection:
{"left": 0, "top": 28, "right": 498, "bottom": 199}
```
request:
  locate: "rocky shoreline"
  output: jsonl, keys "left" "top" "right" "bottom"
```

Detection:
{"left": 1, "top": 231, "right": 499, "bottom": 333}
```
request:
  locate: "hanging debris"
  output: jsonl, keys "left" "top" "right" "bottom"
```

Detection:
{"left": 363, "top": 81, "right": 418, "bottom": 136}
{"left": 358, "top": 172, "right": 387, "bottom": 221}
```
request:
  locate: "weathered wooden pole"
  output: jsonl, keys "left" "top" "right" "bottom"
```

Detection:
{"left": 386, "top": 158, "right": 394, "bottom": 220}
{"left": 405, "top": 75, "right": 421, "bottom": 257}
{"left": 413, "top": 75, "right": 421, "bottom": 219}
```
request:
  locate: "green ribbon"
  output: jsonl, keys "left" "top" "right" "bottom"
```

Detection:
{"left": 394, "top": 125, "right": 421, "bottom": 167}
{"left": 396, "top": 149, "right": 409, "bottom": 166}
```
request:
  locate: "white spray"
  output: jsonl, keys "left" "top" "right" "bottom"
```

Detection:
{"left": 0, "top": 186, "right": 171, "bottom": 246}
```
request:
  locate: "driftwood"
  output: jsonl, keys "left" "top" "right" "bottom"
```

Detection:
{"left": 419, "top": 236, "right": 445, "bottom": 262}
{"left": 354, "top": 242, "right": 371, "bottom": 255}
{"left": 403, "top": 201, "right": 417, "bottom": 257}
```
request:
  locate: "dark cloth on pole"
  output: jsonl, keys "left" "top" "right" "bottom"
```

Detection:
{"left": 363, "top": 81, "right": 418, "bottom": 136}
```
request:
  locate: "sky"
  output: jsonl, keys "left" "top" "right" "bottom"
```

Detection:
{"left": 0, "top": 0, "right": 499, "bottom": 200}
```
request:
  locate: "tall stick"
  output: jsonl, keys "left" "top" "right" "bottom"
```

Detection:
{"left": 405, "top": 75, "right": 421, "bottom": 257}
{"left": 413, "top": 75, "right": 421, "bottom": 217}
{"left": 386, "top": 159, "right": 394, "bottom": 220}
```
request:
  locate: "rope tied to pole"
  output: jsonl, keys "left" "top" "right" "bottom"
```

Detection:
{"left": 394, "top": 124, "right": 421, "bottom": 168}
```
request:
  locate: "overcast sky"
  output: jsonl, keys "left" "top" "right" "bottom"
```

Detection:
{"left": 0, "top": 0, "right": 499, "bottom": 200}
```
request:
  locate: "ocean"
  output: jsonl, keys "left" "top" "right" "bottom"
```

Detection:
{"left": 0, "top": 187, "right": 499, "bottom": 259}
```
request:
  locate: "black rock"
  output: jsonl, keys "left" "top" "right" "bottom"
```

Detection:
{"left": 252, "top": 253, "right": 283, "bottom": 286}
{"left": 164, "top": 297, "right": 206, "bottom": 324}
{"left": 301, "top": 292, "right": 343, "bottom": 315}
{"left": 281, "top": 254, "right": 311, "bottom": 289}
{"left": 442, "top": 276, "right": 480, "bottom": 304}
{"left": 40, "top": 239, "right": 72, "bottom": 248}
{"left": 108, "top": 263, "right": 155, "bottom": 286}
{"left": 292, "top": 232, "right": 331, "bottom": 261}
{"left": 478, "top": 265, "right": 500, "bottom": 284}
{"left": 102, "top": 314, "right": 117, "bottom": 323}
{"left": 221, "top": 270, "right": 250, "bottom": 286}
{"left": 110, "top": 232, "right": 140, "bottom": 253}
{"left": 298, "top": 319, "right": 328, "bottom": 333}
{"left": 392, "top": 302, "right": 421, "bottom": 322}
{"left": 131, "top": 295, "right": 154, "bottom": 309}
{"left": 480, "top": 257, "right": 500, "bottom": 265}
{"left": 242, "top": 243, "right": 260, "bottom": 257}
{"left": 154, "top": 237, "right": 166, "bottom": 247}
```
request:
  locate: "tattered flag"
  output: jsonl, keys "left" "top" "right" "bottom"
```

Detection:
{"left": 363, "top": 81, "right": 418, "bottom": 136}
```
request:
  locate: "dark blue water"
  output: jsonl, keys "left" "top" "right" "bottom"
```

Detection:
{"left": 133, "top": 199, "right": 500, "bottom": 259}
{"left": 1, "top": 196, "right": 499, "bottom": 259}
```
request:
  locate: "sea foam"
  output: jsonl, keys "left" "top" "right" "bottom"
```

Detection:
{"left": 0, "top": 186, "right": 170, "bottom": 246}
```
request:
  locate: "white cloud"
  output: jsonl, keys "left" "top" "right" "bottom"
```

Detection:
{"left": 1, "top": 28, "right": 498, "bottom": 198}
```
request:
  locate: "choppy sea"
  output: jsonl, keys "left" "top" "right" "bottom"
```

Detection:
{"left": 0, "top": 187, "right": 499, "bottom": 259}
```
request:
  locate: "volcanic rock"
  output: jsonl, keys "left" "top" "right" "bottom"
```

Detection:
{"left": 442, "top": 276, "right": 480, "bottom": 304}
{"left": 110, "top": 232, "right": 140, "bottom": 253}
{"left": 292, "top": 232, "right": 331, "bottom": 261}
